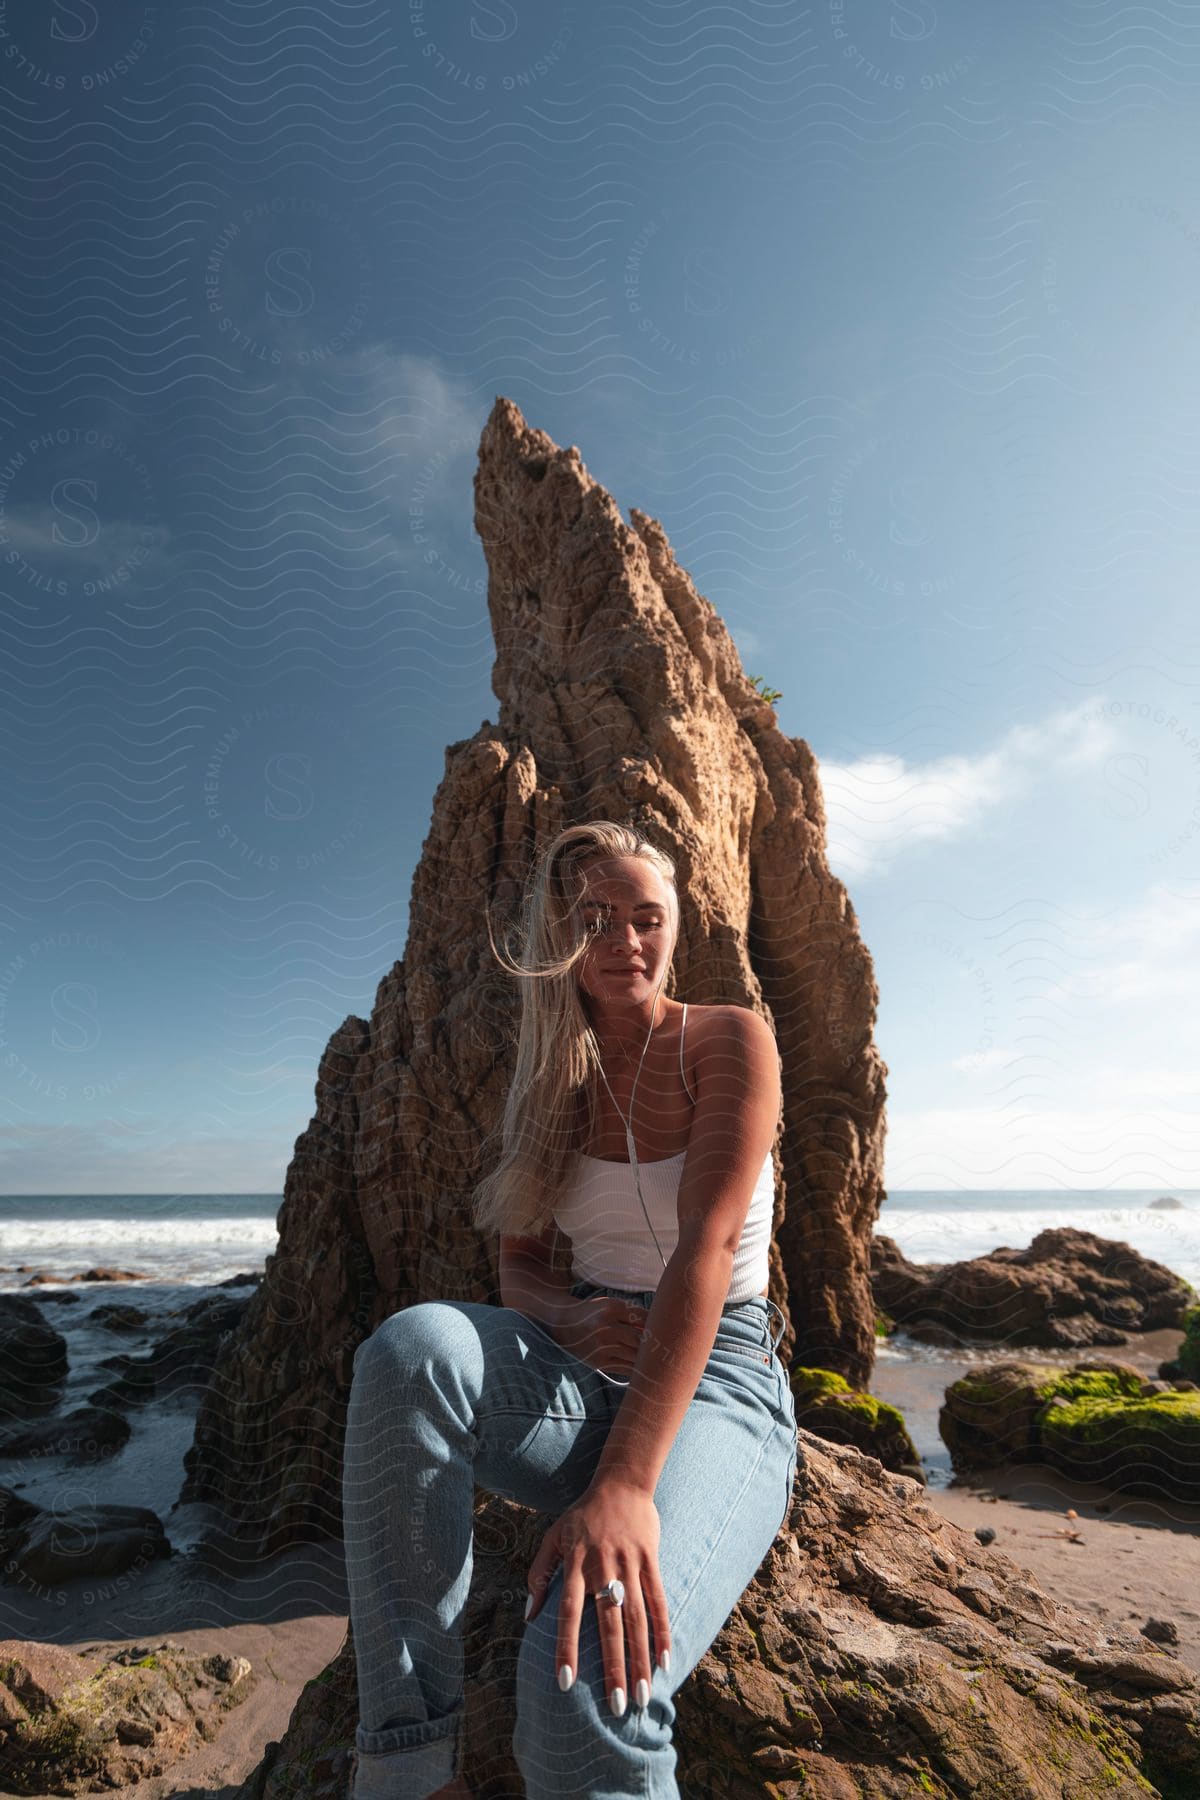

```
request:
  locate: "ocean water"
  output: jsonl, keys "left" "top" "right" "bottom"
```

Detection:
{"left": 1, "top": 1188, "right": 1196, "bottom": 1293}
{"left": 0, "top": 1193, "right": 280, "bottom": 1290}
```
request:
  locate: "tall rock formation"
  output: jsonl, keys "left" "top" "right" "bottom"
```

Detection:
{"left": 182, "top": 394, "right": 887, "bottom": 1551}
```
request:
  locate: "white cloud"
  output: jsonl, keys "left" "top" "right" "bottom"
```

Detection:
{"left": 819, "top": 747, "right": 1007, "bottom": 879}
{"left": 819, "top": 696, "right": 1171, "bottom": 881}
{"left": 230, "top": 344, "right": 496, "bottom": 582}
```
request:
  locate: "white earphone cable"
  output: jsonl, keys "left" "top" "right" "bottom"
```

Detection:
{"left": 592, "top": 977, "right": 671, "bottom": 1272}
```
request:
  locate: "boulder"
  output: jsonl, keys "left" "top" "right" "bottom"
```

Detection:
{"left": 0, "top": 1636, "right": 253, "bottom": 1791}
{"left": 0, "top": 1405, "right": 131, "bottom": 1461}
{"left": 90, "top": 1303, "right": 148, "bottom": 1332}
{"left": 235, "top": 1435, "right": 1200, "bottom": 1800}
{"left": 873, "top": 1228, "right": 1195, "bottom": 1349}
{"left": 0, "top": 1487, "right": 171, "bottom": 1585}
{"left": 788, "top": 1367, "right": 923, "bottom": 1481}
{"left": 0, "top": 1295, "right": 68, "bottom": 1418}
{"left": 22, "top": 1267, "right": 151, "bottom": 1284}
{"left": 937, "top": 1361, "right": 1082, "bottom": 1470}
{"left": 1041, "top": 1390, "right": 1200, "bottom": 1502}
{"left": 1159, "top": 1301, "right": 1200, "bottom": 1381}
{"left": 941, "top": 1360, "right": 1200, "bottom": 1502}
{"left": 88, "top": 1288, "right": 256, "bottom": 1408}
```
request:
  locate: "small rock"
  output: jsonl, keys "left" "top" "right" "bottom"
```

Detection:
{"left": 115, "top": 1717, "right": 157, "bottom": 1746}
{"left": 0, "top": 1405, "right": 131, "bottom": 1461}
{"left": 974, "top": 1526, "right": 997, "bottom": 1545}
{"left": 23, "top": 1267, "right": 151, "bottom": 1285}
{"left": 92, "top": 1304, "right": 148, "bottom": 1333}
{"left": 3, "top": 1497, "right": 170, "bottom": 1583}
{"left": 1141, "top": 1618, "right": 1179, "bottom": 1646}
{"left": 1073, "top": 1651, "right": 1192, "bottom": 1693}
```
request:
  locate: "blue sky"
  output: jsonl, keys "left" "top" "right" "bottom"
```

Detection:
{"left": 1, "top": 2, "right": 1197, "bottom": 1194}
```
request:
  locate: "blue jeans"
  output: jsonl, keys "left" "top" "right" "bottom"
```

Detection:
{"left": 342, "top": 1276, "right": 798, "bottom": 1799}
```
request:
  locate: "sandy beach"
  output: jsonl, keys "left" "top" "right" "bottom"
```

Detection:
{"left": 929, "top": 1472, "right": 1200, "bottom": 1675}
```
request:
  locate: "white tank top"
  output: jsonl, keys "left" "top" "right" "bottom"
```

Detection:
{"left": 552, "top": 1003, "right": 775, "bottom": 1304}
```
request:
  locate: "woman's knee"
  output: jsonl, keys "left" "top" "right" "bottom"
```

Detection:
{"left": 351, "top": 1299, "right": 475, "bottom": 1388}
{"left": 513, "top": 1581, "right": 660, "bottom": 1788}
{"left": 513, "top": 1566, "right": 610, "bottom": 1716}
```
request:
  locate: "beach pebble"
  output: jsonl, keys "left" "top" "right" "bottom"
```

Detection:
{"left": 974, "top": 1526, "right": 996, "bottom": 1545}
{"left": 1140, "top": 1618, "right": 1179, "bottom": 1646}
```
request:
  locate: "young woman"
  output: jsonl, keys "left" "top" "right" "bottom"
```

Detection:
{"left": 342, "top": 820, "right": 798, "bottom": 1799}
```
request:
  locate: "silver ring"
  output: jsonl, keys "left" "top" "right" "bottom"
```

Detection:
{"left": 592, "top": 1577, "right": 625, "bottom": 1608}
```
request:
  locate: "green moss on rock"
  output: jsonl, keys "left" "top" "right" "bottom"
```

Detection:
{"left": 789, "top": 1366, "right": 852, "bottom": 1403}
{"left": 787, "top": 1367, "right": 922, "bottom": 1477}
{"left": 1033, "top": 1369, "right": 1145, "bottom": 1405}
{"left": 943, "top": 1358, "right": 1200, "bottom": 1502}
{"left": 1040, "top": 1390, "right": 1200, "bottom": 1500}
{"left": 1175, "top": 1303, "right": 1200, "bottom": 1381}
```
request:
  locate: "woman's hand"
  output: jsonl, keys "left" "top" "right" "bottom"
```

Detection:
{"left": 550, "top": 1294, "right": 649, "bottom": 1376}
{"left": 524, "top": 1475, "right": 671, "bottom": 1717}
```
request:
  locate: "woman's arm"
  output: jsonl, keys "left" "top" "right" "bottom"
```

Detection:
{"left": 499, "top": 1222, "right": 574, "bottom": 1328}
{"left": 587, "top": 1005, "right": 782, "bottom": 1497}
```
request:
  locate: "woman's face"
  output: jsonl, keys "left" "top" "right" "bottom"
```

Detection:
{"left": 572, "top": 856, "right": 675, "bottom": 1006}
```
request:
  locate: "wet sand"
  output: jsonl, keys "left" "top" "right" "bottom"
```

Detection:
{"left": 870, "top": 1325, "right": 1200, "bottom": 1676}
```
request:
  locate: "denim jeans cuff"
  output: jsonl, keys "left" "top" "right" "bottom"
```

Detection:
{"left": 352, "top": 1711, "right": 462, "bottom": 1799}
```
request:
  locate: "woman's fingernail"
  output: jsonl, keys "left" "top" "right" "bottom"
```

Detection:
{"left": 558, "top": 1663, "right": 574, "bottom": 1691}
{"left": 635, "top": 1678, "right": 650, "bottom": 1708}
{"left": 524, "top": 1595, "right": 533, "bottom": 1621}
{"left": 610, "top": 1686, "right": 626, "bottom": 1717}
{"left": 658, "top": 1648, "right": 670, "bottom": 1673}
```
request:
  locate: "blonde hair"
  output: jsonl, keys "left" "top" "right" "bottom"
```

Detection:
{"left": 469, "top": 820, "right": 681, "bottom": 1241}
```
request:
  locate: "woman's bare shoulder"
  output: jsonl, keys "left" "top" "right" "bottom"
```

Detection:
{"left": 684, "top": 1004, "right": 777, "bottom": 1088}
{"left": 686, "top": 1001, "right": 775, "bottom": 1040}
